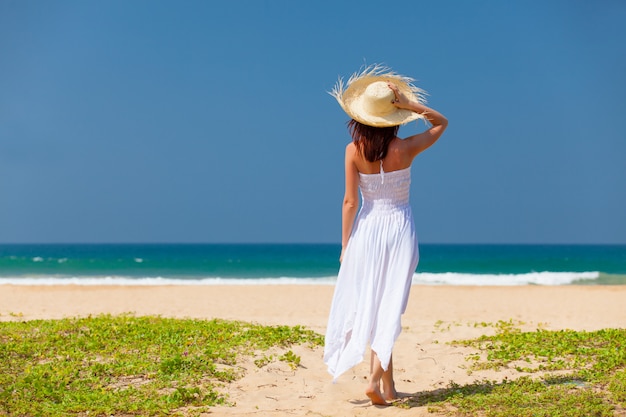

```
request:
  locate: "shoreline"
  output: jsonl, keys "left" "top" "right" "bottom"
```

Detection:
{"left": 3, "top": 285, "right": 625, "bottom": 416}
{"left": 1, "top": 269, "right": 623, "bottom": 287}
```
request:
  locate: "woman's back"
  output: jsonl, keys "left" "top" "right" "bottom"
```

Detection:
{"left": 352, "top": 137, "right": 414, "bottom": 175}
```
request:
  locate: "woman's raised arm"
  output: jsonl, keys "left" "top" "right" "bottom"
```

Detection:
{"left": 388, "top": 82, "right": 448, "bottom": 157}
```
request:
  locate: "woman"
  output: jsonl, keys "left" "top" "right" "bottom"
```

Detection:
{"left": 324, "top": 65, "right": 448, "bottom": 406}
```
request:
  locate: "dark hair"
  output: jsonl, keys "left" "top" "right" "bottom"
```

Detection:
{"left": 347, "top": 119, "right": 399, "bottom": 162}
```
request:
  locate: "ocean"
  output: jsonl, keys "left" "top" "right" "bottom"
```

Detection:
{"left": 0, "top": 243, "right": 625, "bottom": 286}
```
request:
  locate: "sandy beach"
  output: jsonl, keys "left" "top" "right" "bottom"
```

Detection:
{"left": 2, "top": 285, "right": 625, "bottom": 416}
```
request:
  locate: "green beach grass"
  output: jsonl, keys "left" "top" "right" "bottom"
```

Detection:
{"left": 1, "top": 315, "right": 625, "bottom": 416}
{"left": 0, "top": 314, "right": 322, "bottom": 416}
{"left": 398, "top": 320, "right": 626, "bottom": 416}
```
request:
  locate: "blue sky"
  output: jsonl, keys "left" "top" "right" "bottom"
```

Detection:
{"left": 1, "top": 0, "right": 625, "bottom": 244}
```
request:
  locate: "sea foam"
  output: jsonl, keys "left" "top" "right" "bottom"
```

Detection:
{"left": 0, "top": 271, "right": 600, "bottom": 286}
{"left": 413, "top": 271, "right": 600, "bottom": 286}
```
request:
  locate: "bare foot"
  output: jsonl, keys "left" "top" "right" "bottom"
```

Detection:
{"left": 383, "top": 387, "right": 398, "bottom": 402}
{"left": 365, "top": 384, "right": 390, "bottom": 406}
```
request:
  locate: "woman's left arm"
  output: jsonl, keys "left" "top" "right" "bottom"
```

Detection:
{"left": 340, "top": 143, "right": 360, "bottom": 262}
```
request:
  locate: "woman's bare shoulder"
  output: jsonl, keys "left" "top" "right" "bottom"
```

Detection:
{"left": 345, "top": 142, "right": 359, "bottom": 160}
{"left": 386, "top": 137, "right": 415, "bottom": 168}
{"left": 388, "top": 137, "right": 411, "bottom": 156}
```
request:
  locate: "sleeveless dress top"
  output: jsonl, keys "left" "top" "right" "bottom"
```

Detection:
{"left": 324, "top": 164, "right": 419, "bottom": 381}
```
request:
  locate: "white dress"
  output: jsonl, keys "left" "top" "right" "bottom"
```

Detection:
{"left": 324, "top": 165, "right": 419, "bottom": 381}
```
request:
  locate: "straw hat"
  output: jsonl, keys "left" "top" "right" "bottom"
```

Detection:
{"left": 330, "top": 64, "right": 428, "bottom": 127}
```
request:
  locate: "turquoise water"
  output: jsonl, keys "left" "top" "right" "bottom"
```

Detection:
{"left": 0, "top": 244, "right": 625, "bottom": 286}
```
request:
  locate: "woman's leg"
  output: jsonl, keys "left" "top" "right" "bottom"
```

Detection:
{"left": 382, "top": 354, "right": 398, "bottom": 401}
{"left": 366, "top": 351, "right": 389, "bottom": 405}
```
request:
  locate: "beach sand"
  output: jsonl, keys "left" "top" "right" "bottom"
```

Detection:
{"left": 2, "top": 285, "right": 625, "bottom": 416}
